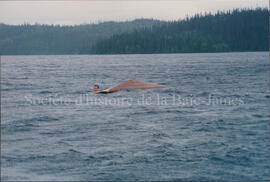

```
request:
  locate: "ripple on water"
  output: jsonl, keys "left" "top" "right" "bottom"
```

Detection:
{"left": 1, "top": 53, "right": 270, "bottom": 181}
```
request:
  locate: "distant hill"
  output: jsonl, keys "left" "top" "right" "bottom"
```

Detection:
{"left": 0, "top": 19, "right": 163, "bottom": 55}
{"left": 91, "top": 8, "right": 269, "bottom": 54}
{"left": 1, "top": 8, "right": 268, "bottom": 55}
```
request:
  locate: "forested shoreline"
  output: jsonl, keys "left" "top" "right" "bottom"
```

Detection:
{"left": 91, "top": 8, "right": 269, "bottom": 54}
{"left": 0, "top": 8, "right": 268, "bottom": 55}
{"left": 0, "top": 19, "right": 162, "bottom": 55}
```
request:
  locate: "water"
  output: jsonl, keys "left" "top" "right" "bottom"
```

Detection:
{"left": 1, "top": 52, "right": 270, "bottom": 181}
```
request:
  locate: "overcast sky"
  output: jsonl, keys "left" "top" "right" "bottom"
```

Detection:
{"left": 0, "top": 0, "right": 268, "bottom": 25}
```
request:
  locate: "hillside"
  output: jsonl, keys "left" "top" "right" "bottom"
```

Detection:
{"left": 0, "top": 19, "right": 163, "bottom": 55}
{"left": 0, "top": 8, "right": 268, "bottom": 55}
{"left": 91, "top": 8, "right": 269, "bottom": 54}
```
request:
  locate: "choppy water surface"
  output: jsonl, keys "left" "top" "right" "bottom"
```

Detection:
{"left": 1, "top": 52, "right": 270, "bottom": 181}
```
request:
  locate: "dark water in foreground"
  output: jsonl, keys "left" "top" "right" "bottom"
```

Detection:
{"left": 1, "top": 52, "right": 270, "bottom": 181}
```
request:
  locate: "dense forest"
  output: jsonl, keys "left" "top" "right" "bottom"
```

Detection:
{"left": 0, "top": 19, "right": 162, "bottom": 55}
{"left": 91, "top": 8, "right": 269, "bottom": 54}
{"left": 0, "top": 8, "right": 269, "bottom": 55}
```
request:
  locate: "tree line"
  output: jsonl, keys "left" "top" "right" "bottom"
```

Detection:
{"left": 91, "top": 8, "right": 269, "bottom": 54}
{"left": 0, "top": 19, "right": 161, "bottom": 55}
{"left": 0, "top": 8, "right": 268, "bottom": 55}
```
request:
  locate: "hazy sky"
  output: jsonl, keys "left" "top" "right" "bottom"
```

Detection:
{"left": 0, "top": 0, "right": 268, "bottom": 25}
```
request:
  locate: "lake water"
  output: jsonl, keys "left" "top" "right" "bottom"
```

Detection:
{"left": 1, "top": 52, "right": 270, "bottom": 181}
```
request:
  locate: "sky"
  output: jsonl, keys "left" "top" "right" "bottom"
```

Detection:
{"left": 0, "top": 0, "right": 268, "bottom": 25}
